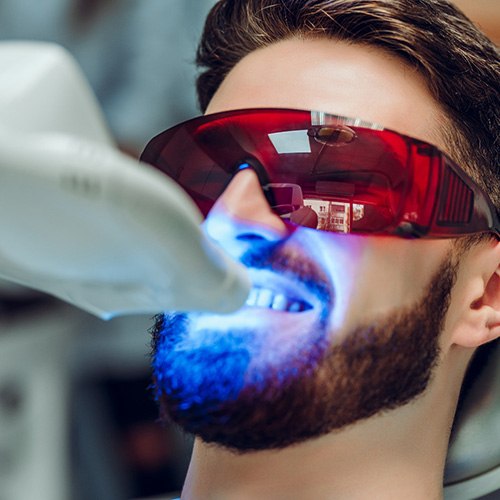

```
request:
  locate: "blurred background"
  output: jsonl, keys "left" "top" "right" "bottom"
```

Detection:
{"left": 0, "top": 1, "right": 497, "bottom": 500}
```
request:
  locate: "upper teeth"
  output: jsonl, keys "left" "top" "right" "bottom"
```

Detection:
{"left": 246, "top": 287, "right": 311, "bottom": 312}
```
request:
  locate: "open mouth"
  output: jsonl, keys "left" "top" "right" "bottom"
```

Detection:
{"left": 245, "top": 286, "right": 313, "bottom": 312}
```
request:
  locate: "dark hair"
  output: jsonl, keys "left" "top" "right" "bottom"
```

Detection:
{"left": 196, "top": 0, "right": 500, "bottom": 214}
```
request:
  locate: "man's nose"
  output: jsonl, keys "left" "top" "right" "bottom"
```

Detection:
{"left": 203, "top": 168, "right": 289, "bottom": 246}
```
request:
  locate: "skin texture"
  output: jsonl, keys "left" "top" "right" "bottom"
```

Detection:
{"left": 152, "top": 38, "right": 500, "bottom": 499}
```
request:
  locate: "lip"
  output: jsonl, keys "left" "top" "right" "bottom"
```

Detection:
{"left": 191, "top": 268, "right": 324, "bottom": 335}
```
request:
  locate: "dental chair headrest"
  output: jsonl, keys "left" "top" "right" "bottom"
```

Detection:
{"left": 444, "top": 339, "right": 500, "bottom": 498}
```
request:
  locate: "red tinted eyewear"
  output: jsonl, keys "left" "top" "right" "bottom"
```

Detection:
{"left": 140, "top": 108, "right": 499, "bottom": 238}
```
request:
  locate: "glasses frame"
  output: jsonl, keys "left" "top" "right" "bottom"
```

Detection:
{"left": 140, "top": 108, "right": 500, "bottom": 240}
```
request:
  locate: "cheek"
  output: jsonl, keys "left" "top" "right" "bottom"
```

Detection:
{"left": 304, "top": 233, "right": 452, "bottom": 333}
{"left": 301, "top": 230, "right": 366, "bottom": 332}
{"left": 347, "top": 238, "right": 452, "bottom": 321}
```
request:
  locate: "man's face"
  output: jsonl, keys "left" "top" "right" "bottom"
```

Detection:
{"left": 152, "top": 38, "right": 458, "bottom": 450}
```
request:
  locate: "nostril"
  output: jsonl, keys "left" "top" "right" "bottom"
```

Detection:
{"left": 236, "top": 233, "right": 269, "bottom": 242}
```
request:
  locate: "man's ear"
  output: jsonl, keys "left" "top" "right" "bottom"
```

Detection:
{"left": 451, "top": 240, "right": 500, "bottom": 348}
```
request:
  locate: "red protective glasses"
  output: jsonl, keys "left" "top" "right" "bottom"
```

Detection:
{"left": 140, "top": 108, "right": 499, "bottom": 238}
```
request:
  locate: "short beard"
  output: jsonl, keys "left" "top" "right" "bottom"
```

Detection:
{"left": 150, "top": 253, "right": 458, "bottom": 452}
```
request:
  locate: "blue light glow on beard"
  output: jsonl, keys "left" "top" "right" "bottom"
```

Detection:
{"left": 152, "top": 236, "right": 334, "bottom": 425}
{"left": 154, "top": 314, "right": 252, "bottom": 416}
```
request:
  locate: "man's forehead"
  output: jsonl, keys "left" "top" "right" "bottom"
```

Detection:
{"left": 207, "top": 37, "right": 449, "bottom": 153}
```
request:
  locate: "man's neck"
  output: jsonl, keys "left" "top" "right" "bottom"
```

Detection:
{"left": 180, "top": 350, "right": 468, "bottom": 500}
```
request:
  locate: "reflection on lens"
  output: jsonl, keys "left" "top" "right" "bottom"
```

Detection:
{"left": 304, "top": 199, "right": 365, "bottom": 233}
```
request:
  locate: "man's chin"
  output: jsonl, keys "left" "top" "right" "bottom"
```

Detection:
{"left": 156, "top": 311, "right": 439, "bottom": 453}
{"left": 151, "top": 309, "right": 331, "bottom": 451}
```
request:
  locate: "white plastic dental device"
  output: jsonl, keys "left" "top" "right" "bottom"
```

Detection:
{"left": 0, "top": 41, "right": 250, "bottom": 319}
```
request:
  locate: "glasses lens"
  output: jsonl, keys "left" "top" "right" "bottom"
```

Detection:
{"left": 141, "top": 109, "right": 416, "bottom": 233}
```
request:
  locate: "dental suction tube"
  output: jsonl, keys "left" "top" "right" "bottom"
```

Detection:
{"left": 0, "top": 41, "right": 250, "bottom": 318}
